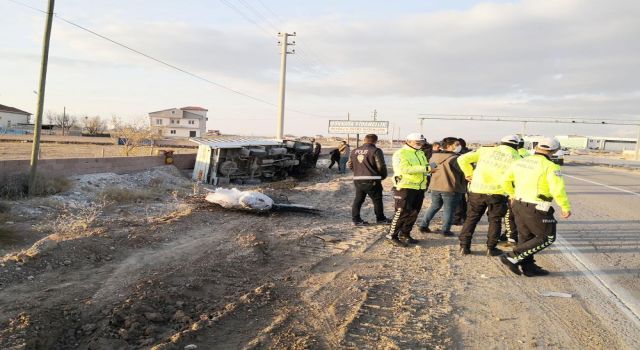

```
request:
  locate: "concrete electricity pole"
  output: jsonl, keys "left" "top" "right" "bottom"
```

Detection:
{"left": 372, "top": 109, "right": 377, "bottom": 121}
{"left": 29, "top": 0, "right": 55, "bottom": 195}
{"left": 636, "top": 125, "right": 640, "bottom": 161}
{"left": 276, "top": 32, "right": 295, "bottom": 140}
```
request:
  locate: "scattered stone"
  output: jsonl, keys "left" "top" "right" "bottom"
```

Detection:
{"left": 63, "top": 260, "right": 72, "bottom": 266}
{"left": 145, "top": 312, "right": 165, "bottom": 322}
{"left": 184, "top": 345, "right": 198, "bottom": 350}
{"left": 27, "top": 276, "right": 34, "bottom": 281}
{"left": 82, "top": 323, "right": 97, "bottom": 333}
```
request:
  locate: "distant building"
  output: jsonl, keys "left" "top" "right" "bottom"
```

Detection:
{"left": 0, "top": 104, "right": 31, "bottom": 130}
{"left": 149, "top": 106, "right": 208, "bottom": 138}
{"left": 556, "top": 135, "right": 637, "bottom": 151}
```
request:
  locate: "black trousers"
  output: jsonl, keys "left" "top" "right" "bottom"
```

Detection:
{"left": 352, "top": 180, "right": 385, "bottom": 222}
{"left": 388, "top": 188, "right": 425, "bottom": 238}
{"left": 452, "top": 193, "right": 467, "bottom": 225}
{"left": 504, "top": 202, "right": 518, "bottom": 242}
{"left": 511, "top": 201, "right": 557, "bottom": 265}
{"left": 328, "top": 159, "right": 338, "bottom": 169}
{"left": 459, "top": 192, "right": 508, "bottom": 248}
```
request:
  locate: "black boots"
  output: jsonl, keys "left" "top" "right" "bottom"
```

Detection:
{"left": 522, "top": 263, "right": 550, "bottom": 277}
{"left": 499, "top": 254, "right": 522, "bottom": 275}
{"left": 486, "top": 247, "right": 503, "bottom": 256}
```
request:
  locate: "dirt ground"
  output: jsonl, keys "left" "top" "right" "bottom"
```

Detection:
{"left": 0, "top": 142, "right": 196, "bottom": 160}
{"left": 0, "top": 165, "right": 637, "bottom": 349}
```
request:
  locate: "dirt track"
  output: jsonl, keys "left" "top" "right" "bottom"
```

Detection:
{"left": 1, "top": 165, "right": 638, "bottom": 349}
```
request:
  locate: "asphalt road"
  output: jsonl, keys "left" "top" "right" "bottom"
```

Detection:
{"left": 553, "top": 164, "right": 640, "bottom": 341}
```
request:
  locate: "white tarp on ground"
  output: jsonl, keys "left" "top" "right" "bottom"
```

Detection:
{"left": 205, "top": 188, "right": 273, "bottom": 211}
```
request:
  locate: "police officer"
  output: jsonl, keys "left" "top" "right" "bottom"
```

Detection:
{"left": 501, "top": 139, "right": 531, "bottom": 244}
{"left": 517, "top": 139, "right": 530, "bottom": 158}
{"left": 456, "top": 135, "right": 522, "bottom": 256}
{"left": 500, "top": 137, "right": 571, "bottom": 276}
{"left": 387, "top": 133, "right": 430, "bottom": 247}
{"left": 348, "top": 134, "right": 391, "bottom": 226}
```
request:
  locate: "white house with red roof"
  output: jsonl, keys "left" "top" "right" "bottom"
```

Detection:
{"left": 0, "top": 104, "right": 31, "bottom": 130}
{"left": 149, "top": 106, "right": 208, "bottom": 138}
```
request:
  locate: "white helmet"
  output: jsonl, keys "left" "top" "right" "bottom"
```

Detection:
{"left": 500, "top": 134, "right": 521, "bottom": 145}
{"left": 537, "top": 137, "right": 561, "bottom": 151}
{"left": 406, "top": 133, "right": 426, "bottom": 142}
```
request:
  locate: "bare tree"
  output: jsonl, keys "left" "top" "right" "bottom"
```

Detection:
{"left": 50, "top": 112, "right": 77, "bottom": 136}
{"left": 111, "top": 116, "right": 158, "bottom": 156}
{"left": 82, "top": 115, "right": 107, "bottom": 135}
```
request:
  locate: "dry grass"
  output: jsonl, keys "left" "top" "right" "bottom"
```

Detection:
{"left": 98, "top": 186, "right": 158, "bottom": 203}
{"left": 35, "top": 200, "right": 110, "bottom": 237}
{"left": 0, "top": 174, "right": 71, "bottom": 199}
{"left": 0, "top": 142, "right": 196, "bottom": 160}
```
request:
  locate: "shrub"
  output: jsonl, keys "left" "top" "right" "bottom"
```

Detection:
{"left": 0, "top": 201, "right": 10, "bottom": 213}
{"left": 35, "top": 200, "right": 109, "bottom": 236}
{"left": 99, "top": 186, "right": 156, "bottom": 203}
{"left": 0, "top": 174, "right": 71, "bottom": 199}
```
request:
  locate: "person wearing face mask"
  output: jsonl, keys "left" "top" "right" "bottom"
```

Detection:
{"left": 418, "top": 137, "right": 467, "bottom": 236}
{"left": 386, "top": 133, "right": 431, "bottom": 247}
{"left": 451, "top": 138, "right": 471, "bottom": 226}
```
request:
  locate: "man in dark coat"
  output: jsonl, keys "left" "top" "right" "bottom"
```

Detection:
{"left": 348, "top": 134, "right": 391, "bottom": 226}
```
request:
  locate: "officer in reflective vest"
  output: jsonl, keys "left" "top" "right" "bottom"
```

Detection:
{"left": 500, "top": 137, "right": 571, "bottom": 277}
{"left": 456, "top": 135, "right": 522, "bottom": 256}
{"left": 387, "top": 133, "right": 430, "bottom": 247}
{"left": 517, "top": 139, "right": 530, "bottom": 158}
{"left": 501, "top": 139, "right": 531, "bottom": 244}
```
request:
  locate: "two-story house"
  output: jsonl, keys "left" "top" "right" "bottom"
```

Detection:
{"left": 0, "top": 104, "right": 31, "bottom": 130}
{"left": 149, "top": 106, "right": 208, "bottom": 138}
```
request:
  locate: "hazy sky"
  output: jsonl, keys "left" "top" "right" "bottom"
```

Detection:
{"left": 1, "top": 0, "right": 639, "bottom": 142}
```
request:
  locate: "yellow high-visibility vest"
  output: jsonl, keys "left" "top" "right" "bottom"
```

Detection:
{"left": 392, "top": 145, "right": 429, "bottom": 190}
{"left": 457, "top": 145, "right": 520, "bottom": 195}
{"left": 503, "top": 154, "right": 571, "bottom": 212}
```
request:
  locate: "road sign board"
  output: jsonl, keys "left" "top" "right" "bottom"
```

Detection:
{"left": 328, "top": 120, "right": 389, "bottom": 134}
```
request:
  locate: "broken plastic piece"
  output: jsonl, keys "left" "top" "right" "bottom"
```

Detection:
{"left": 539, "top": 290, "right": 573, "bottom": 298}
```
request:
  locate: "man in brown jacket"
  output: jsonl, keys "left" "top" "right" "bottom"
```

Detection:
{"left": 418, "top": 137, "right": 466, "bottom": 236}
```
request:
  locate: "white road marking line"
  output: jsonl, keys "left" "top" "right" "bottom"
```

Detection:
{"left": 564, "top": 174, "right": 640, "bottom": 197}
{"left": 555, "top": 235, "right": 640, "bottom": 332}
{"left": 559, "top": 171, "right": 640, "bottom": 338}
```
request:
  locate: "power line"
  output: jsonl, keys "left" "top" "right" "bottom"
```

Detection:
{"left": 417, "top": 114, "right": 640, "bottom": 126}
{"left": 418, "top": 113, "right": 640, "bottom": 123}
{"left": 6, "top": 0, "right": 334, "bottom": 119}
{"left": 222, "top": 0, "right": 327, "bottom": 73}
{"left": 217, "top": 0, "right": 322, "bottom": 74}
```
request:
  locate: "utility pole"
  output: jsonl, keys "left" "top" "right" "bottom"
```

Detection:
{"left": 276, "top": 32, "right": 295, "bottom": 140}
{"left": 635, "top": 125, "right": 640, "bottom": 161}
{"left": 372, "top": 109, "right": 377, "bottom": 121}
{"left": 346, "top": 112, "right": 351, "bottom": 145}
{"left": 28, "top": 0, "right": 55, "bottom": 195}
{"left": 61, "top": 106, "right": 66, "bottom": 136}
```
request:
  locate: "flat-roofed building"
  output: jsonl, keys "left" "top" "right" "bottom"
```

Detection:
{"left": 149, "top": 106, "right": 208, "bottom": 138}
